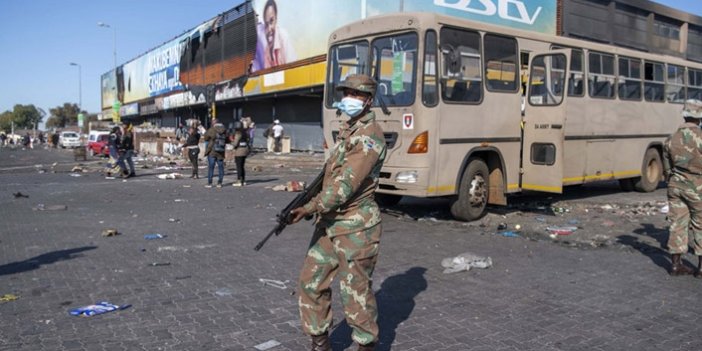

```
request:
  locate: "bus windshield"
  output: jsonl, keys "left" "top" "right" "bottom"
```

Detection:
{"left": 326, "top": 32, "right": 418, "bottom": 108}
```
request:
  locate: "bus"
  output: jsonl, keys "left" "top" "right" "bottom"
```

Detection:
{"left": 323, "top": 12, "right": 702, "bottom": 221}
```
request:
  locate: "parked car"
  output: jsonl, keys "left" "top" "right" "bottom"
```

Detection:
{"left": 87, "top": 131, "right": 110, "bottom": 157}
{"left": 58, "top": 131, "right": 81, "bottom": 148}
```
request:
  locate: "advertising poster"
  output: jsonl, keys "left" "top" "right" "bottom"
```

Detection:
{"left": 101, "top": 70, "right": 118, "bottom": 110}
{"left": 249, "top": 0, "right": 556, "bottom": 73}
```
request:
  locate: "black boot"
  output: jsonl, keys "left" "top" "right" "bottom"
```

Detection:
{"left": 696, "top": 256, "right": 702, "bottom": 278}
{"left": 671, "top": 254, "right": 694, "bottom": 276}
{"left": 357, "top": 342, "right": 376, "bottom": 351}
{"left": 310, "top": 333, "right": 331, "bottom": 351}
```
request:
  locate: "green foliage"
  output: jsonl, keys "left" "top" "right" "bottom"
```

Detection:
{"left": 46, "top": 103, "right": 82, "bottom": 129}
{"left": 0, "top": 104, "right": 45, "bottom": 132}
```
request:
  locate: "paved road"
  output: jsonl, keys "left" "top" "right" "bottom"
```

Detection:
{"left": 1, "top": 147, "right": 701, "bottom": 351}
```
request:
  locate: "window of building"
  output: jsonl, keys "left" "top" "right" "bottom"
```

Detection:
{"left": 484, "top": 34, "right": 518, "bottom": 92}
{"left": 644, "top": 61, "right": 665, "bottom": 102}
{"left": 440, "top": 27, "right": 482, "bottom": 103}
{"left": 689, "top": 68, "right": 702, "bottom": 100}
{"left": 618, "top": 57, "right": 642, "bottom": 100}
{"left": 653, "top": 18, "right": 681, "bottom": 40}
{"left": 666, "top": 64, "right": 686, "bottom": 103}
{"left": 588, "top": 52, "right": 616, "bottom": 99}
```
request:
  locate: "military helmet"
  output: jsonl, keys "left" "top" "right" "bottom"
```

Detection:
{"left": 336, "top": 74, "right": 377, "bottom": 97}
{"left": 682, "top": 99, "right": 702, "bottom": 119}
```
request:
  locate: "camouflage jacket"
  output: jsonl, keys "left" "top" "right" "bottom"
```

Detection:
{"left": 303, "top": 111, "right": 386, "bottom": 236}
{"left": 663, "top": 122, "right": 702, "bottom": 189}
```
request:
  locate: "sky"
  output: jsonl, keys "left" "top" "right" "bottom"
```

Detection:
{"left": 0, "top": 0, "right": 701, "bottom": 129}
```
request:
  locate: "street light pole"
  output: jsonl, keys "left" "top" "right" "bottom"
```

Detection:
{"left": 97, "top": 22, "right": 117, "bottom": 70}
{"left": 69, "top": 62, "right": 82, "bottom": 110}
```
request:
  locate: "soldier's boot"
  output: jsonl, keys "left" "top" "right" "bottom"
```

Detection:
{"left": 671, "top": 254, "right": 694, "bottom": 276}
{"left": 357, "top": 342, "right": 376, "bottom": 351}
{"left": 310, "top": 333, "right": 331, "bottom": 351}
{"left": 696, "top": 256, "right": 702, "bottom": 278}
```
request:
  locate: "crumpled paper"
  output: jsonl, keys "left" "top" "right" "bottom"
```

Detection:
{"left": 441, "top": 252, "right": 493, "bottom": 274}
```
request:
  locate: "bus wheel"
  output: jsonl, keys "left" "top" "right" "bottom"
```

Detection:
{"left": 634, "top": 148, "right": 662, "bottom": 192}
{"left": 450, "top": 158, "right": 489, "bottom": 221}
{"left": 376, "top": 193, "right": 402, "bottom": 207}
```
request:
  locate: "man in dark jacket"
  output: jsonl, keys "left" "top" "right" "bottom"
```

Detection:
{"left": 121, "top": 123, "right": 136, "bottom": 178}
{"left": 203, "top": 120, "right": 228, "bottom": 188}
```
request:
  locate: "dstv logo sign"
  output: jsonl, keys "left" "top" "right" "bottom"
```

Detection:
{"left": 434, "top": 0, "right": 544, "bottom": 25}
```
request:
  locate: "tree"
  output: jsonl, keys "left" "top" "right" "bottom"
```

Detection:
{"left": 0, "top": 104, "right": 44, "bottom": 133}
{"left": 46, "top": 103, "right": 82, "bottom": 129}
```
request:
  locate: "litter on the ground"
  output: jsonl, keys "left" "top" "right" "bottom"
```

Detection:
{"left": 441, "top": 252, "right": 493, "bottom": 274}
{"left": 660, "top": 204, "right": 670, "bottom": 214}
{"left": 101, "top": 228, "right": 119, "bottom": 237}
{"left": 546, "top": 226, "right": 578, "bottom": 235}
{"left": 271, "top": 184, "right": 287, "bottom": 191}
{"left": 157, "top": 173, "right": 183, "bottom": 180}
{"left": 70, "top": 173, "right": 82, "bottom": 177}
{"left": 254, "top": 340, "right": 282, "bottom": 350}
{"left": 215, "top": 288, "right": 233, "bottom": 297}
{"left": 259, "top": 278, "right": 289, "bottom": 289}
{"left": 33, "top": 204, "right": 68, "bottom": 211}
{"left": 148, "top": 262, "right": 171, "bottom": 267}
{"left": 12, "top": 192, "right": 29, "bottom": 198}
{"left": 498, "top": 231, "right": 520, "bottom": 238}
{"left": 0, "top": 294, "right": 19, "bottom": 303}
{"left": 69, "top": 301, "right": 129, "bottom": 317}
{"left": 144, "top": 234, "right": 166, "bottom": 240}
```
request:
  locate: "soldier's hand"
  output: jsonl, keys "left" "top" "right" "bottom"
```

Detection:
{"left": 289, "top": 207, "right": 308, "bottom": 224}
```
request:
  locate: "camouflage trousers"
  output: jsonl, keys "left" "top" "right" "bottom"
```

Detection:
{"left": 667, "top": 186, "right": 702, "bottom": 255}
{"left": 298, "top": 224, "right": 381, "bottom": 345}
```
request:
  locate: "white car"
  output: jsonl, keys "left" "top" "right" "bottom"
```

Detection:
{"left": 59, "top": 131, "right": 81, "bottom": 148}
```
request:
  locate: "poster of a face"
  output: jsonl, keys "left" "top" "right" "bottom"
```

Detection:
{"left": 249, "top": 0, "right": 556, "bottom": 73}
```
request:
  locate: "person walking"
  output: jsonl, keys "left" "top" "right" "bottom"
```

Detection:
{"left": 663, "top": 98, "right": 702, "bottom": 276}
{"left": 121, "top": 124, "right": 136, "bottom": 178}
{"left": 231, "top": 121, "right": 250, "bottom": 186}
{"left": 203, "top": 120, "right": 228, "bottom": 188}
{"left": 107, "top": 126, "right": 127, "bottom": 178}
{"left": 272, "top": 119, "right": 284, "bottom": 153}
{"left": 183, "top": 126, "right": 201, "bottom": 179}
{"left": 289, "top": 74, "right": 387, "bottom": 351}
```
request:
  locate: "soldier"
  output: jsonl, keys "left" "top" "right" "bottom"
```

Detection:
{"left": 289, "top": 74, "right": 386, "bottom": 351}
{"left": 663, "top": 98, "right": 702, "bottom": 276}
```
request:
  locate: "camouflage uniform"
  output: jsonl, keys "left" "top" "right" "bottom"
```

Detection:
{"left": 663, "top": 121, "right": 702, "bottom": 255}
{"left": 298, "top": 109, "right": 386, "bottom": 346}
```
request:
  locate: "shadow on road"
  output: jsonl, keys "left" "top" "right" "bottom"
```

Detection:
{"left": 0, "top": 246, "right": 97, "bottom": 276}
{"left": 616, "top": 234, "right": 674, "bottom": 273}
{"left": 330, "top": 267, "right": 428, "bottom": 351}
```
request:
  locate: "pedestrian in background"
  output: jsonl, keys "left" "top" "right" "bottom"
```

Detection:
{"left": 121, "top": 123, "right": 136, "bottom": 178}
{"left": 230, "top": 121, "right": 249, "bottom": 186}
{"left": 272, "top": 119, "right": 284, "bottom": 153}
{"left": 175, "top": 122, "right": 188, "bottom": 142}
{"left": 289, "top": 74, "right": 387, "bottom": 351}
{"left": 183, "top": 126, "right": 201, "bottom": 179}
{"left": 107, "top": 126, "right": 127, "bottom": 178}
{"left": 203, "top": 120, "right": 228, "bottom": 188}
{"left": 663, "top": 98, "right": 702, "bottom": 277}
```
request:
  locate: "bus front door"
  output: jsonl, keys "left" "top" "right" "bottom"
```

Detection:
{"left": 521, "top": 51, "right": 570, "bottom": 193}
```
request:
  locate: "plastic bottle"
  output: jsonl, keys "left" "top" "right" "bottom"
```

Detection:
{"left": 144, "top": 233, "right": 165, "bottom": 240}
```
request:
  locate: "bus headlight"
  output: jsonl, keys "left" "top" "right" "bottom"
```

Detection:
{"left": 395, "top": 171, "right": 418, "bottom": 183}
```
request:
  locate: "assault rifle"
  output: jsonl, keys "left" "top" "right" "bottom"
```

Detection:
{"left": 254, "top": 171, "right": 324, "bottom": 251}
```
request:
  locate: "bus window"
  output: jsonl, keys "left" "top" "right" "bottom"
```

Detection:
{"left": 644, "top": 61, "right": 665, "bottom": 102}
{"left": 666, "top": 64, "right": 686, "bottom": 103}
{"left": 528, "top": 54, "right": 566, "bottom": 106}
{"left": 484, "top": 34, "right": 518, "bottom": 92}
{"left": 439, "top": 27, "right": 481, "bottom": 103}
{"left": 618, "top": 57, "right": 642, "bottom": 101}
{"left": 422, "top": 30, "right": 438, "bottom": 107}
{"left": 688, "top": 68, "right": 702, "bottom": 100}
{"left": 588, "top": 52, "right": 616, "bottom": 99}
{"left": 325, "top": 40, "right": 370, "bottom": 107}
{"left": 372, "top": 32, "right": 418, "bottom": 107}
{"left": 551, "top": 46, "right": 583, "bottom": 97}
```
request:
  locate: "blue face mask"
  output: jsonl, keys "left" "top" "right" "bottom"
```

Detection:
{"left": 335, "top": 96, "right": 367, "bottom": 118}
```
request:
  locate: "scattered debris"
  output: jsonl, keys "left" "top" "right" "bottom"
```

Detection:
{"left": 174, "top": 199, "right": 187, "bottom": 202}
{"left": 148, "top": 262, "right": 171, "bottom": 267}
{"left": 660, "top": 204, "right": 669, "bottom": 214}
{"left": 69, "top": 301, "right": 130, "bottom": 317}
{"left": 259, "top": 278, "right": 289, "bottom": 289}
{"left": 497, "top": 223, "right": 507, "bottom": 230}
{"left": 271, "top": 184, "right": 287, "bottom": 191}
{"left": 441, "top": 252, "right": 493, "bottom": 274}
{"left": 71, "top": 166, "right": 83, "bottom": 173}
{"left": 251, "top": 165, "right": 263, "bottom": 172}
{"left": 32, "top": 204, "right": 68, "bottom": 211}
{"left": 215, "top": 288, "right": 233, "bottom": 297}
{"left": 168, "top": 218, "right": 181, "bottom": 223}
{"left": 546, "top": 226, "right": 577, "bottom": 236}
{"left": 101, "top": 228, "right": 119, "bottom": 237}
{"left": 157, "top": 173, "right": 183, "bottom": 180}
{"left": 12, "top": 192, "right": 29, "bottom": 198}
{"left": 144, "top": 234, "right": 166, "bottom": 240}
{"left": 70, "top": 173, "right": 82, "bottom": 177}
{"left": 254, "top": 340, "right": 282, "bottom": 351}
{"left": 498, "top": 231, "right": 520, "bottom": 238}
{"left": 0, "top": 294, "right": 19, "bottom": 303}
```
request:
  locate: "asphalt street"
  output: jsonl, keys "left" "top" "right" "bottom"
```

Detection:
{"left": 1, "top": 147, "right": 701, "bottom": 351}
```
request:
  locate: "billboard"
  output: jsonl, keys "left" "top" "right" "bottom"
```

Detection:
{"left": 250, "top": 0, "right": 556, "bottom": 72}
{"left": 100, "top": 70, "right": 118, "bottom": 110}
{"left": 122, "top": 33, "right": 189, "bottom": 104}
